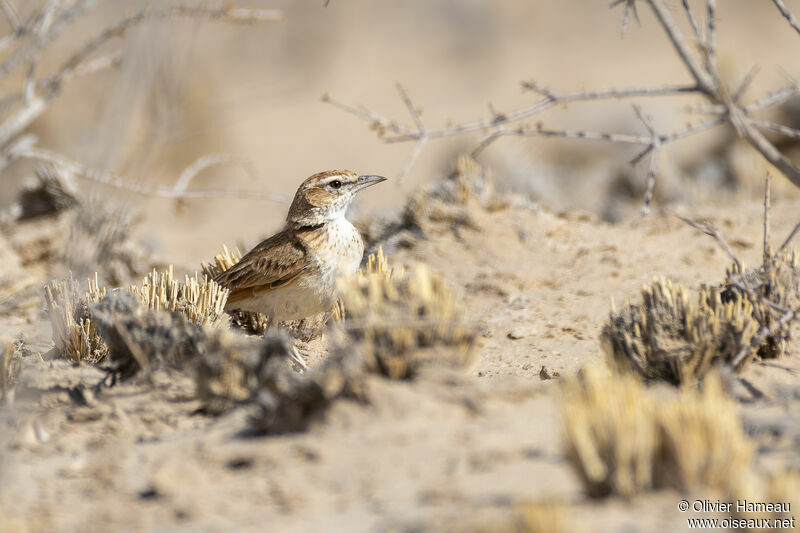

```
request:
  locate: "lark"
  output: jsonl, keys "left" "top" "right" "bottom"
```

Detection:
{"left": 214, "top": 170, "right": 386, "bottom": 364}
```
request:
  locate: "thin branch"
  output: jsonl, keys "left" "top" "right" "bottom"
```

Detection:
{"left": 394, "top": 83, "right": 427, "bottom": 181}
{"left": 733, "top": 65, "right": 759, "bottom": 103}
{"left": 642, "top": 145, "right": 660, "bottom": 215}
{"left": 173, "top": 154, "right": 256, "bottom": 194}
{"left": 610, "top": 0, "right": 640, "bottom": 37}
{"left": 744, "top": 85, "right": 798, "bottom": 113}
{"left": 645, "top": 0, "right": 717, "bottom": 95}
{"left": 681, "top": 0, "right": 704, "bottom": 44}
{"left": 675, "top": 214, "right": 766, "bottom": 324}
{"left": 39, "top": 5, "right": 283, "bottom": 98}
{"left": 0, "top": 0, "right": 20, "bottom": 30}
{"left": 731, "top": 306, "right": 800, "bottom": 368}
{"left": 777, "top": 218, "right": 800, "bottom": 255}
{"left": 764, "top": 172, "right": 772, "bottom": 272}
{"left": 773, "top": 0, "right": 800, "bottom": 37}
{"left": 521, "top": 81, "right": 698, "bottom": 101}
{"left": 749, "top": 118, "right": 800, "bottom": 141}
{"left": 5, "top": 144, "right": 290, "bottom": 203}
{"left": 704, "top": 0, "right": 718, "bottom": 74}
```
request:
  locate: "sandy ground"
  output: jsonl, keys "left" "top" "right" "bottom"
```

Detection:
{"left": 1, "top": 2, "right": 800, "bottom": 532}
{"left": 1, "top": 177, "right": 800, "bottom": 532}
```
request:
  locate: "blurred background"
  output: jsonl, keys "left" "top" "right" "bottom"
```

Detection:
{"left": 2, "top": 0, "right": 800, "bottom": 266}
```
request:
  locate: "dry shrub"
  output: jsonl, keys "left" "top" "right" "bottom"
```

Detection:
{"left": 44, "top": 275, "right": 107, "bottom": 364}
{"left": 721, "top": 248, "right": 800, "bottom": 359}
{"left": 91, "top": 290, "right": 211, "bottom": 381}
{"left": 1, "top": 341, "right": 22, "bottom": 401}
{"left": 360, "top": 155, "right": 509, "bottom": 251}
{"left": 248, "top": 346, "right": 365, "bottom": 434}
{"left": 562, "top": 365, "right": 753, "bottom": 498}
{"left": 13, "top": 166, "right": 79, "bottom": 222}
{"left": 130, "top": 266, "right": 228, "bottom": 327}
{"left": 45, "top": 268, "right": 228, "bottom": 366}
{"left": 601, "top": 277, "right": 758, "bottom": 384}
{"left": 195, "top": 328, "right": 365, "bottom": 432}
{"left": 562, "top": 365, "right": 657, "bottom": 497}
{"left": 654, "top": 376, "right": 752, "bottom": 493}
{"left": 338, "top": 261, "right": 475, "bottom": 379}
{"left": 195, "top": 331, "right": 292, "bottom": 414}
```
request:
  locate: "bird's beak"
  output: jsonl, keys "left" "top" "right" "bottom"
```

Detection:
{"left": 355, "top": 174, "right": 387, "bottom": 191}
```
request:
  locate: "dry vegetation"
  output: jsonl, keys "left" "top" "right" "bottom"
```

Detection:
{"left": 2, "top": 2, "right": 800, "bottom": 532}
{"left": 562, "top": 365, "right": 753, "bottom": 498}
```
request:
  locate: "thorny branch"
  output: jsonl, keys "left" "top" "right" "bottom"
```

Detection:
{"left": 677, "top": 174, "right": 800, "bottom": 369}
{"left": 0, "top": 2, "right": 289, "bottom": 204}
{"left": 326, "top": 0, "right": 800, "bottom": 212}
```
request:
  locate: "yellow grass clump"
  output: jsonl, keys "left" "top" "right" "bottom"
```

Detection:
{"left": 130, "top": 266, "right": 228, "bottom": 327}
{"left": 562, "top": 365, "right": 753, "bottom": 498}
{"left": 338, "top": 257, "right": 475, "bottom": 379}
{"left": 45, "top": 268, "right": 228, "bottom": 365}
{"left": 44, "top": 274, "right": 107, "bottom": 364}
{"left": 602, "top": 277, "right": 758, "bottom": 384}
{"left": 722, "top": 248, "right": 800, "bottom": 359}
{"left": 202, "top": 244, "right": 270, "bottom": 333}
{"left": 194, "top": 331, "right": 280, "bottom": 414}
{"left": 1, "top": 341, "right": 22, "bottom": 401}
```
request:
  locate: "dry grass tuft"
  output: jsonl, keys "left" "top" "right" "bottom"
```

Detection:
{"left": 44, "top": 275, "right": 108, "bottom": 364}
{"left": 202, "top": 244, "right": 270, "bottom": 333}
{"left": 764, "top": 471, "right": 800, "bottom": 523}
{"left": 654, "top": 376, "right": 752, "bottom": 493}
{"left": 512, "top": 502, "right": 571, "bottom": 533}
{"left": 91, "top": 290, "right": 208, "bottom": 381}
{"left": 562, "top": 365, "right": 752, "bottom": 498}
{"left": 13, "top": 166, "right": 79, "bottom": 222}
{"left": 360, "top": 155, "right": 509, "bottom": 252}
{"left": 130, "top": 266, "right": 228, "bottom": 327}
{"left": 195, "top": 331, "right": 291, "bottom": 415}
{"left": 562, "top": 365, "right": 657, "bottom": 497}
{"left": 721, "top": 247, "right": 800, "bottom": 359}
{"left": 196, "top": 330, "right": 365, "bottom": 430}
{"left": 1, "top": 341, "right": 22, "bottom": 401}
{"left": 601, "top": 277, "right": 759, "bottom": 384}
{"left": 338, "top": 261, "right": 475, "bottom": 379}
{"left": 46, "top": 266, "right": 228, "bottom": 367}
{"left": 248, "top": 346, "right": 366, "bottom": 434}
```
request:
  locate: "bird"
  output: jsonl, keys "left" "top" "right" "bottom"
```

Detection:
{"left": 214, "top": 170, "right": 386, "bottom": 366}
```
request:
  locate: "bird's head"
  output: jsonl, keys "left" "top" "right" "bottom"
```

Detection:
{"left": 287, "top": 170, "right": 387, "bottom": 227}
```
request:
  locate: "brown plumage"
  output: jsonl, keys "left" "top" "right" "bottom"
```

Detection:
{"left": 214, "top": 170, "right": 386, "bottom": 323}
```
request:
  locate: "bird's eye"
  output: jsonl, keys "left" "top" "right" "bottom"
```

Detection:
{"left": 330, "top": 180, "right": 342, "bottom": 189}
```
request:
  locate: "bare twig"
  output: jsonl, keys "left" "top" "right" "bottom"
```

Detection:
{"left": 39, "top": 5, "right": 283, "bottom": 98}
{"left": 733, "top": 65, "right": 760, "bottom": 103}
{"left": 749, "top": 118, "right": 800, "bottom": 141}
{"left": 0, "top": 0, "right": 20, "bottom": 31}
{"left": 764, "top": 173, "right": 772, "bottom": 273}
{"left": 394, "top": 83, "right": 427, "bottom": 182}
{"left": 610, "top": 0, "right": 640, "bottom": 37}
{"left": 675, "top": 214, "right": 766, "bottom": 324}
{"left": 329, "top": 0, "right": 800, "bottom": 208}
{"left": 173, "top": 154, "right": 256, "bottom": 194}
{"left": 777, "top": 218, "right": 800, "bottom": 255}
{"left": 5, "top": 144, "right": 290, "bottom": 203}
{"left": 773, "top": 0, "right": 800, "bottom": 37}
{"left": 731, "top": 306, "right": 800, "bottom": 368}
{"left": 681, "top": 0, "right": 703, "bottom": 44}
{"left": 704, "top": 0, "right": 718, "bottom": 74}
